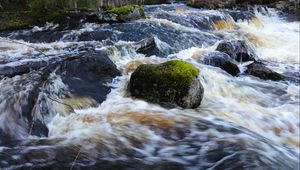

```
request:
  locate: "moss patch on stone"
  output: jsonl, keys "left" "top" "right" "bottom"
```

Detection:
{"left": 108, "top": 4, "right": 145, "bottom": 15}
{"left": 129, "top": 60, "right": 199, "bottom": 104}
{"left": 154, "top": 60, "right": 199, "bottom": 88}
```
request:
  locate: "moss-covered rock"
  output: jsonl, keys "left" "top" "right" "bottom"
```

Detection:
{"left": 129, "top": 60, "right": 204, "bottom": 108}
{"left": 108, "top": 4, "right": 144, "bottom": 16}
{"left": 86, "top": 4, "right": 145, "bottom": 23}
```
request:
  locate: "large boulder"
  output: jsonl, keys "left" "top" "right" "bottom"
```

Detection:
{"left": 246, "top": 62, "right": 282, "bottom": 81}
{"left": 203, "top": 51, "right": 240, "bottom": 76}
{"left": 129, "top": 60, "right": 204, "bottom": 108}
{"left": 86, "top": 5, "right": 145, "bottom": 23}
{"left": 216, "top": 40, "right": 258, "bottom": 62}
{"left": 0, "top": 50, "right": 121, "bottom": 145}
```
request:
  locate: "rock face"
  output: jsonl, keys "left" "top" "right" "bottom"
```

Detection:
{"left": 216, "top": 40, "right": 257, "bottom": 62}
{"left": 0, "top": 50, "right": 121, "bottom": 144}
{"left": 246, "top": 63, "right": 282, "bottom": 81}
{"left": 273, "top": 0, "right": 300, "bottom": 21}
{"left": 203, "top": 51, "right": 240, "bottom": 76}
{"left": 129, "top": 60, "right": 204, "bottom": 108}
{"left": 86, "top": 4, "right": 145, "bottom": 23}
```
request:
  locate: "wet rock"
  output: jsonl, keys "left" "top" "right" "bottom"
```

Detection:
{"left": 203, "top": 51, "right": 240, "bottom": 76}
{"left": 246, "top": 62, "right": 282, "bottom": 81}
{"left": 54, "top": 52, "right": 121, "bottom": 104}
{"left": 225, "top": 9, "right": 255, "bottom": 22}
{"left": 273, "top": 0, "right": 300, "bottom": 21}
{"left": 86, "top": 5, "right": 145, "bottom": 23}
{"left": 86, "top": 12, "right": 119, "bottom": 23}
{"left": 0, "top": 50, "right": 121, "bottom": 143}
{"left": 133, "top": 37, "right": 161, "bottom": 57}
{"left": 216, "top": 40, "right": 258, "bottom": 62}
{"left": 129, "top": 60, "right": 204, "bottom": 108}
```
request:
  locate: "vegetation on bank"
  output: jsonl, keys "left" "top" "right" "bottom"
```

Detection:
{"left": 0, "top": 0, "right": 145, "bottom": 31}
{"left": 0, "top": 11, "right": 61, "bottom": 31}
{"left": 108, "top": 4, "right": 145, "bottom": 16}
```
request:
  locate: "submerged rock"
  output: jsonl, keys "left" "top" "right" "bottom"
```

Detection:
{"left": 203, "top": 51, "right": 240, "bottom": 76}
{"left": 129, "top": 60, "right": 204, "bottom": 108}
{"left": 246, "top": 62, "right": 282, "bottom": 81}
{"left": 86, "top": 5, "right": 145, "bottom": 23}
{"left": 216, "top": 40, "right": 258, "bottom": 62}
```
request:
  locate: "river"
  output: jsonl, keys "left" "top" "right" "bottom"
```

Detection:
{"left": 0, "top": 3, "right": 299, "bottom": 170}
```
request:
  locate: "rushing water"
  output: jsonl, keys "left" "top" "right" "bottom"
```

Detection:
{"left": 0, "top": 3, "right": 299, "bottom": 170}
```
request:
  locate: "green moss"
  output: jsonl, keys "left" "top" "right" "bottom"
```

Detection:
{"left": 44, "top": 11, "right": 62, "bottom": 21}
{"left": 0, "top": 11, "right": 62, "bottom": 31}
{"left": 108, "top": 4, "right": 144, "bottom": 15}
{"left": 156, "top": 60, "right": 198, "bottom": 87}
{"left": 186, "top": 1, "right": 193, "bottom": 7}
{"left": 0, "top": 12, "right": 32, "bottom": 30}
{"left": 135, "top": 60, "right": 198, "bottom": 91}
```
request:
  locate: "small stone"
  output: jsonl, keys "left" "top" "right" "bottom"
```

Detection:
{"left": 203, "top": 51, "right": 240, "bottom": 76}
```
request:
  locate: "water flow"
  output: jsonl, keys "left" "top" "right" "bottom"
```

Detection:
{"left": 0, "top": 4, "right": 299, "bottom": 169}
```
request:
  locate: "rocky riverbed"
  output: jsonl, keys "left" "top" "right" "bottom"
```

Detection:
{"left": 0, "top": 2, "right": 299, "bottom": 170}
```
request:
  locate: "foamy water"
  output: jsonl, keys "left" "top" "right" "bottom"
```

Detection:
{"left": 0, "top": 4, "right": 299, "bottom": 169}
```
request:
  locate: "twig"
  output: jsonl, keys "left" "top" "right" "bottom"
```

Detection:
{"left": 70, "top": 147, "right": 82, "bottom": 170}
{"left": 47, "top": 96, "right": 75, "bottom": 112}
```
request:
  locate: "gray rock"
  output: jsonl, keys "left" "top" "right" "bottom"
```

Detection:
{"left": 216, "top": 40, "right": 258, "bottom": 62}
{"left": 0, "top": 50, "right": 121, "bottom": 144}
{"left": 203, "top": 51, "right": 240, "bottom": 76}
{"left": 86, "top": 5, "right": 145, "bottom": 23}
{"left": 246, "top": 62, "right": 282, "bottom": 81}
{"left": 133, "top": 37, "right": 162, "bottom": 57}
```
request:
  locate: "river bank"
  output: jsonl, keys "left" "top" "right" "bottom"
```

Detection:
{"left": 0, "top": 0, "right": 299, "bottom": 31}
